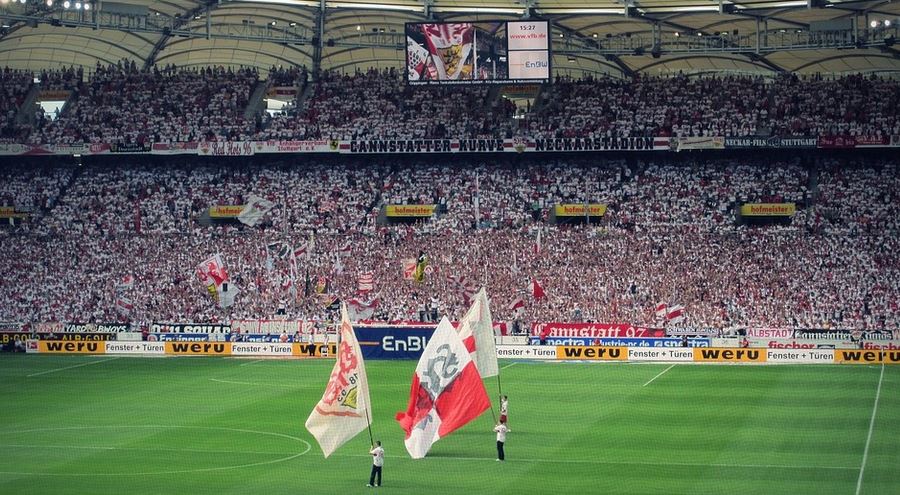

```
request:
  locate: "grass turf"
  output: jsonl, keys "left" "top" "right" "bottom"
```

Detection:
{"left": 0, "top": 355, "right": 897, "bottom": 494}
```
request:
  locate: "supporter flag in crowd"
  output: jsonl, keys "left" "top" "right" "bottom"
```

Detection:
{"left": 347, "top": 297, "right": 379, "bottom": 321}
{"left": 402, "top": 259, "right": 417, "bottom": 280}
{"left": 196, "top": 254, "right": 238, "bottom": 308}
{"left": 534, "top": 228, "right": 542, "bottom": 255}
{"left": 507, "top": 296, "right": 525, "bottom": 316}
{"left": 293, "top": 243, "right": 307, "bottom": 260}
{"left": 531, "top": 278, "right": 545, "bottom": 300}
{"left": 396, "top": 317, "right": 490, "bottom": 459}
{"left": 447, "top": 274, "right": 477, "bottom": 306}
{"left": 655, "top": 302, "right": 668, "bottom": 319}
{"left": 305, "top": 304, "right": 372, "bottom": 458}
{"left": 358, "top": 272, "right": 375, "bottom": 293}
{"left": 237, "top": 194, "right": 276, "bottom": 227}
{"left": 315, "top": 276, "right": 329, "bottom": 295}
{"left": 115, "top": 296, "right": 133, "bottom": 314}
{"left": 117, "top": 274, "right": 134, "bottom": 292}
{"left": 414, "top": 252, "right": 429, "bottom": 283}
{"left": 339, "top": 242, "right": 352, "bottom": 257}
{"left": 456, "top": 288, "right": 499, "bottom": 378}
{"left": 266, "top": 242, "right": 288, "bottom": 271}
{"left": 666, "top": 305, "right": 686, "bottom": 325}
{"left": 332, "top": 256, "right": 344, "bottom": 276}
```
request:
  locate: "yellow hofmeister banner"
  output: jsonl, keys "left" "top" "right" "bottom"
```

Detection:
{"left": 740, "top": 203, "right": 796, "bottom": 217}
{"left": 38, "top": 341, "right": 106, "bottom": 354}
{"left": 209, "top": 205, "right": 245, "bottom": 218}
{"left": 385, "top": 205, "right": 436, "bottom": 218}
{"left": 165, "top": 342, "right": 233, "bottom": 356}
{"left": 554, "top": 204, "right": 608, "bottom": 217}
{"left": 834, "top": 350, "right": 900, "bottom": 365}
{"left": 556, "top": 346, "right": 628, "bottom": 361}
{"left": 693, "top": 348, "right": 766, "bottom": 363}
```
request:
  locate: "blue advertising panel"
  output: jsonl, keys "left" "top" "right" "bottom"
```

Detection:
{"left": 353, "top": 325, "right": 436, "bottom": 360}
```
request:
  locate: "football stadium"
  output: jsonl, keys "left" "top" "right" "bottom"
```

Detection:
{"left": 1, "top": 0, "right": 899, "bottom": 493}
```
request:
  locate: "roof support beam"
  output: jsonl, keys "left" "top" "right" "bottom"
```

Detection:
{"left": 313, "top": 0, "right": 325, "bottom": 78}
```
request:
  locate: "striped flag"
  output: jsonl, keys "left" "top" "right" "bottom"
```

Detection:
{"left": 358, "top": 272, "right": 375, "bottom": 293}
{"left": 666, "top": 305, "right": 685, "bottom": 324}
{"left": 655, "top": 302, "right": 668, "bottom": 318}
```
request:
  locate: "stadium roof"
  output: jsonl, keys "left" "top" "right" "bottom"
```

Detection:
{"left": 0, "top": 0, "right": 898, "bottom": 77}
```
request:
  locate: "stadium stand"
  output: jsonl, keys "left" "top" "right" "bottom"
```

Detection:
{"left": 1, "top": 155, "right": 897, "bottom": 332}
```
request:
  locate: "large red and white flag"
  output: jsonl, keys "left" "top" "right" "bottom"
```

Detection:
{"left": 396, "top": 317, "right": 490, "bottom": 459}
{"left": 305, "top": 304, "right": 372, "bottom": 458}
{"left": 531, "top": 279, "right": 545, "bottom": 300}
{"left": 456, "top": 288, "right": 498, "bottom": 378}
{"left": 666, "top": 304, "right": 685, "bottom": 324}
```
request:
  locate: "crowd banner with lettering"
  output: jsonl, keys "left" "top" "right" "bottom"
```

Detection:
{"left": 252, "top": 140, "right": 334, "bottom": 153}
{"left": 725, "top": 137, "right": 817, "bottom": 148}
{"left": 384, "top": 205, "right": 436, "bottom": 218}
{"left": 529, "top": 337, "right": 710, "bottom": 347}
{"left": 110, "top": 143, "right": 151, "bottom": 154}
{"left": 531, "top": 323, "right": 665, "bottom": 338}
{"left": 230, "top": 319, "right": 305, "bottom": 335}
{"left": 793, "top": 329, "right": 894, "bottom": 341}
{"left": 817, "top": 135, "right": 891, "bottom": 149}
{"left": 553, "top": 204, "right": 607, "bottom": 217}
{"left": 739, "top": 203, "right": 796, "bottom": 217}
{"left": 197, "top": 141, "right": 255, "bottom": 156}
{"left": 149, "top": 323, "right": 232, "bottom": 333}
{"left": 676, "top": 136, "right": 725, "bottom": 151}
{"left": 745, "top": 328, "right": 795, "bottom": 339}
{"left": 209, "top": 205, "right": 245, "bottom": 219}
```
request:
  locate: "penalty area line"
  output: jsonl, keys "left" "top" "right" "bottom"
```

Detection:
{"left": 27, "top": 357, "right": 121, "bottom": 378}
{"left": 642, "top": 364, "right": 676, "bottom": 387}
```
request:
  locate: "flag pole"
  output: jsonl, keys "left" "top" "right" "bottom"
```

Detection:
{"left": 365, "top": 408, "right": 375, "bottom": 447}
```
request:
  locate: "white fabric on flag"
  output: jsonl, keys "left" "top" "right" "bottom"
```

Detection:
{"left": 347, "top": 298, "right": 379, "bottom": 321}
{"left": 305, "top": 304, "right": 372, "bottom": 458}
{"left": 456, "top": 288, "right": 499, "bottom": 378}
{"left": 237, "top": 193, "right": 275, "bottom": 227}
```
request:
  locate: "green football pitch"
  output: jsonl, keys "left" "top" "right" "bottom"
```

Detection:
{"left": 1, "top": 355, "right": 897, "bottom": 495}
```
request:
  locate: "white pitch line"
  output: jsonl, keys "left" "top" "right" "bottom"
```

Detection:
{"left": 643, "top": 364, "right": 676, "bottom": 387}
{"left": 0, "top": 444, "right": 301, "bottom": 456}
{"left": 501, "top": 362, "right": 518, "bottom": 370}
{"left": 330, "top": 453, "right": 857, "bottom": 471}
{"left": 238, "top": 359, "right": 264, "bottom": 367}
{"left": 27, "top": 357, "right": 120, "bottom": 378}
{"left": 855, "top": 363, "right": 885, "bottom": 495}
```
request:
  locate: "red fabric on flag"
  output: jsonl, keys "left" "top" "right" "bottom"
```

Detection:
{"left": 462, "top": 335, "right": 476, "bottom": 353}
{"left": 532, "top": 279, "right": 545, "bottom": 299}
{"left": 434, "top": 362, "right": 490, "bottom": 437}
{"left": 395, "top": 373, "right": 434, "bottom": 437}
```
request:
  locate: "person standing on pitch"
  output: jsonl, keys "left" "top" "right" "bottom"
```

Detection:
{"left": 499, "top": 395, "right": 509, "bottom": 424}
{"left": 368, "top": 441, "right": 384, "bottom": 487}
{"left": 494, "top": 419, "right": 509, "bottom": 461}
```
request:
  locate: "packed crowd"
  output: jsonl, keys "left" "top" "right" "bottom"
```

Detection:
{"left": 0, "top": 68, "right": 34, "bottom": 142}
{"left": 1, "top": 63, "right": 899, "bottom": 143}
{"left": 531, "top": 73, "right": 900, "bottom": 139}
{"left": 0, "top": 156, "right": 897, "bottom": 331}
{"left": 32, "top": 61, "right": 259, "bottom": 145}
{"left": 260, "top": 68, "right": 517, "bottom": 141}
